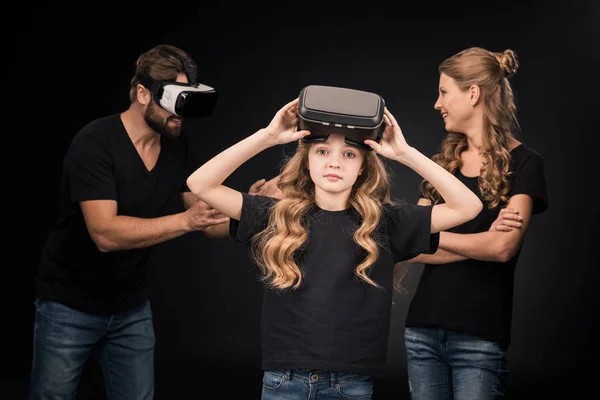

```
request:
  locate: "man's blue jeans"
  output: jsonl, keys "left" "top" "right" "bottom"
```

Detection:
{"left": 404, "top": 327, "right": 508, "bottom": 400}
{"left": 28, "top": 297, "right": 155, "bottom": 400}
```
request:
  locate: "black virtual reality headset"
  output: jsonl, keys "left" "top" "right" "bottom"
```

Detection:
{"left": 135, "top": 55, "right": 218, "bottom": 118}
{"left": 297, "top": 85, "right": 386, "bottom": 151}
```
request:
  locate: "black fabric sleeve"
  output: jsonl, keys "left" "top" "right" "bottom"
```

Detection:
{"left": 510, "top": 154, "right": 548, "bottom": 215}
{"left": 65, "top": 136, "right": 117, "bottom": 202}
{"left": 386, "top": 203, "right": 440, "bottom": 262}
{"left": 229, "top": 193, "right": 278, "bottom": 244}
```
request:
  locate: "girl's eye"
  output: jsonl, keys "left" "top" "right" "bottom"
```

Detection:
{"left": 344, "top": 151, "right": 355, "bottom": 158}
{"left": 317, "top": 149, "right": 328, "bottom": 155}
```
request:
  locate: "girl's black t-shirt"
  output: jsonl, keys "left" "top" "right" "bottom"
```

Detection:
{"left": 230, "top": 193, "right": 440, "bottom": 377}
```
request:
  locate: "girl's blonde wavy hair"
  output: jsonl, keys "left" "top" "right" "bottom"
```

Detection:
{"left": 250, "top": 140, "right": 394, "bottom": 291}
{"left": 421, "top": 47, "right": 520, "bottom": 209}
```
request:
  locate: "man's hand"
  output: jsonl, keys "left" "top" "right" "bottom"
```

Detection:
{"left": 248, "top": 175, "right": 283, "bottom": 199}
{"left": 489, "top": 207, "right": 523, "bottom": 232}
{"left": 184, "top": 199, "right": 229, "bottom": 231}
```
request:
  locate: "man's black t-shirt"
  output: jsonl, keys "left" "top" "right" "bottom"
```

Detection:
{"left": 230, "top": 193, "right": 440, "bottom": 377}
{"left": 405, "top": 144, "right": 549, "bottom": 349}
{"left": 35, "top": 113, "right": 196, "bottom": 315}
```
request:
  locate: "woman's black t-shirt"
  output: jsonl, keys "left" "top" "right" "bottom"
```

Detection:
{"left": 406, "top": 144, "right": 549, "bottom": 349}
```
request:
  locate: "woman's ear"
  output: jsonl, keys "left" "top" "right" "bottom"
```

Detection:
{"left": 469, "top": 85, "right": 481, "bottom": 106}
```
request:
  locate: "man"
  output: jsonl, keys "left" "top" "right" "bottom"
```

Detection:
{"left": 29, "top": 44, "right": 229, "bottom": 400}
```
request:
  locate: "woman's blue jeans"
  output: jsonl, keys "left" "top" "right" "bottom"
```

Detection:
{"left": 404, "top": 327, "right": 508, "bottom": 400}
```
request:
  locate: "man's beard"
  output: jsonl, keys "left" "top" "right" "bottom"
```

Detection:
{"left": 144, "top": 102, "right": 182, "bottom": 140}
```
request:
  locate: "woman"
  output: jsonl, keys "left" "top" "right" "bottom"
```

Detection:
{"left": 399, "top": 47, "right": 549, "bottom": 399}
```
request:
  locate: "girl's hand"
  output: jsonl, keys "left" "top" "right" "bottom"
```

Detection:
{"left": 364, "top": 108, "right": 412, "bottom": 160}
{"left": 263, "top": 98, "right": 311, "bottom": 146}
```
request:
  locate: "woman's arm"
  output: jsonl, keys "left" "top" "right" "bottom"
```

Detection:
{"left": 186, "top": 99, "right": 309, "bottom": 221}
{"left": 407, "top": 198, "right": 525, "bottom": 264}
{"left": 439, "top": 194, "right": 534, "bottom": 262}
{"left": 409, "top": 250, "right": 469, "bottom": 264}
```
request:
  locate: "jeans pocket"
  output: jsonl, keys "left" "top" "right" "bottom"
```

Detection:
{"left": 262, "top": 370, "right": 286, "bottom": 390}
{"left": 336, "top": 375, "right": 373, "bottom": 399}
{"left": 34, "top": 298, "right": 67, "bottom": 321}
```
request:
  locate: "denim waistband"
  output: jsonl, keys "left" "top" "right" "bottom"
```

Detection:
{"left": 272, "top": 369, "right": 369, "bottom": 385}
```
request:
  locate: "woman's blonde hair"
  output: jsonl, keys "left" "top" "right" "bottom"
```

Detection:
{"left": 250, "top": 140, "right": 394, "bottom": 291}
{"left": 421, "top": 47, "right": 520, "bottom": 209}
{"left": 395, "top": 47, "right": 520, "bottom": 294}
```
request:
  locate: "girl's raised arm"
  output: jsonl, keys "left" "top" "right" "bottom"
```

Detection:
{"left": 186, "top": 99, "right": 310, "bottom": 220}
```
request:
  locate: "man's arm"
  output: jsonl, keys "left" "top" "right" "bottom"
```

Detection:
{"left": 247, "top": 175, "right": 284, "bottom": 199}
{"left": 81, "top": 197, "right": 228, "bottom": 252}
{"left": 182, "top": 191, "right": 230, "bottom": 240}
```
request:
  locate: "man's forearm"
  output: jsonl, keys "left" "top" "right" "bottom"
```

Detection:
{"left": 94, "top": 212, "right": 190, "bottom": 252}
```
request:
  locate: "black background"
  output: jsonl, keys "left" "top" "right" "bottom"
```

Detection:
{"left": 17, "top": 3, "right": 598, "bottom": 399}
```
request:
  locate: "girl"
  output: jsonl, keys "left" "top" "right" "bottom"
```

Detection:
{"left": 186, "top": 98, "right": 483, "bottom": 399}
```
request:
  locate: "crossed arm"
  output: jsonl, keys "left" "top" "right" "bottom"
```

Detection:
{"left": 409, "top": 193, "right": 533, "bottom": 264}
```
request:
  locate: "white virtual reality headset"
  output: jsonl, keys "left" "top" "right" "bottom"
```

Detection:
{"left": 135, "top": 53, "right": 218, "bottom": 118}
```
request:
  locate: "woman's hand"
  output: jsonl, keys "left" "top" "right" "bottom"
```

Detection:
{"left": 364, "top": 108, "right": 412, "bottom": 160}
{"left": 489, "top": 207, "right": 523, "bottom": 232}
{"left": 263, "top": 98, "right": 311, "bottom": 147}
